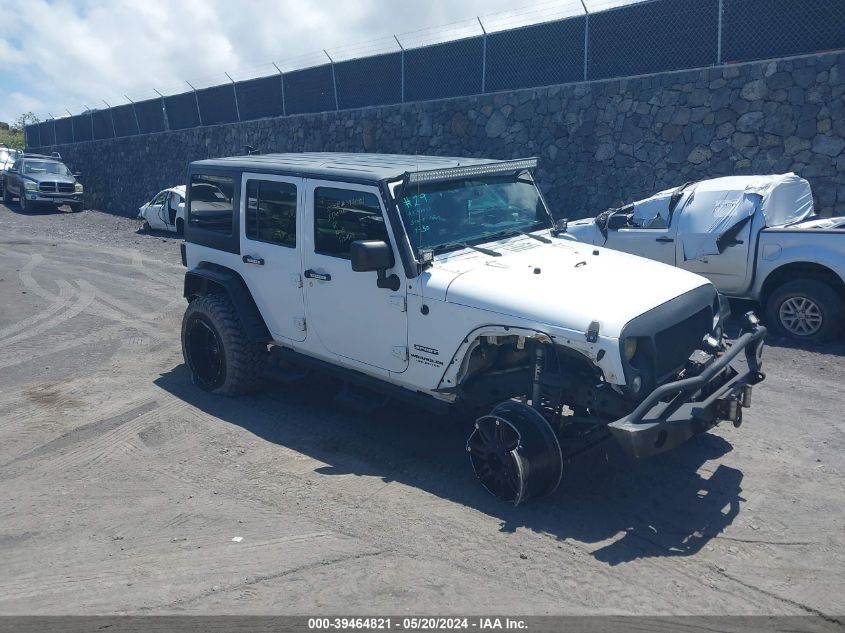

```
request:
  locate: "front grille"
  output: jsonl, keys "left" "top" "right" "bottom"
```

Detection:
{"left": 654, "top": 307, "right": 711, "bottom": 376}
{"left": 38, "top": 182, "right": 75, "bottom": 194}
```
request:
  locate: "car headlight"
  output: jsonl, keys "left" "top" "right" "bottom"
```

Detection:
{"left": 24, "top": 181, "right": 37, "bottom": 191}
{"left": 623, "top": 337, "right": 638, "bottom": 361}
{"left": 75, "top": 183, "right": 84, "bottom": 193}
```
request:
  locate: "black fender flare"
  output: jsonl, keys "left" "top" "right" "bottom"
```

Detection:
{"left": 183, "top": 262, "right": 272, "bottom": 343}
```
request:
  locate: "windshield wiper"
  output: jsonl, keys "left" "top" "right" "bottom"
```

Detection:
{"left": 489, "top": 228, "right": 552, "bottom": 244}
{"left": 432, "top": 242, "right": 502, "bottom": 257}
{"left": 512, "top": 229, "right": 552, "bottom": 244}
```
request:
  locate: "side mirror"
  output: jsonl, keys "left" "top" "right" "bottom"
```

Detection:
{"left": 350, "top": 240, "right": 400, "bottom": 291}
{"left": 351, "top": 240, "right": 393, "bottom": 272}
{"left": 73, "top": 173, "right": 82, "bottom": 179}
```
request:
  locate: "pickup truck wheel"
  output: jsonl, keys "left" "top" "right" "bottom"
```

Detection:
{"left": 467, "top": 401, "right": 563, "bottom": 505}
{"left": 765, "top": 279, "right": 844, "bottom": 342}
{"left": 19, "top": 194, "right": 30, "bottom": 213}
{"left": 181, "top": 294, "right": 268, "bottom": 396}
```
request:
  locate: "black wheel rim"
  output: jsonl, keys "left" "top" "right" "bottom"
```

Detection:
{"left": 187, "top": 317, "right": 225, "bottom": 389}
{"left": 467, "top": 415, "right": 526, "bottom": 504}
{"left": 467, "top": 402, "right": 563, "bottom": 505}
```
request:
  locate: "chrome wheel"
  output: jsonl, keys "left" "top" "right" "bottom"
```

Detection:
{"left": 778, "top": 296, "right": 823, "bottom": 337}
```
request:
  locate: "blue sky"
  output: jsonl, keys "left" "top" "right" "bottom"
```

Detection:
{"left": 0, "top": 0, "right": 635, "bottom": 125}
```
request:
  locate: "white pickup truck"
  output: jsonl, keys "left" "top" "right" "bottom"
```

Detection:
{"left": 565, "top": 175, "right": 845, "bottom": 341}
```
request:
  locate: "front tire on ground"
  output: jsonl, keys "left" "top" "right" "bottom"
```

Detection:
{"left": 70, "top": 203, "right": 83, "bottom": 213}
{"left": 765, "top": 279, "right": 844, "bottom": 342}
{"left": 19, "top": 193, "right": 29, "bottom": 213}
{"left": 181, "top": 294, "right": 268, "bottom": 396}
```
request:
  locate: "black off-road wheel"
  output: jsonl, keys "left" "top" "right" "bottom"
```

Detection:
{"left": 765, "top": 279, "right": 844, "bottom": 342}
{"left": 181, "top": 294, "right": 268, "bottom": 396}
{"left": 467, "top": 401, "right": 563, "bottom": 505}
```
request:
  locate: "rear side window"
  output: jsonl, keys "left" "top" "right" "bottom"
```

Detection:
{"left": 189, "top": 174, "right": 234, "bottom": 234}
{"left": 245, "top": 180, "right": 297, "bottom": 247}
{"left": 314, "top": 188, "right": 388, "bottom": 258}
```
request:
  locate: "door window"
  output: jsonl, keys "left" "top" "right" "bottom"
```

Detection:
{"left": 150, "top": 191, "right": 167, "bottom": 206}
{"left": 314, "top": 187, "right": 388, "bottom": 258}
{"left": 245, "top": 179, "right": 297, "bottom": 247}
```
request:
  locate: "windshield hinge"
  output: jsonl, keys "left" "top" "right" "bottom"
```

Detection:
{"left": 392, "top": 346, "right": 409, "bottom": 361}
{"left": 389, "top": 295, "right": 407, "bottom": 312}
{"left": 586, "top": 321, "right": 600, "bottom": 343}
{"left": 294, "top": 317, "right": 306, "bottom": 332}
{"left": 291, "top": 273, "right": 303, "bottom": 288}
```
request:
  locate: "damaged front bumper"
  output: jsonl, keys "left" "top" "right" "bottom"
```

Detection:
{"left": 607, "top": 316, "right": 767, "bottom": 459}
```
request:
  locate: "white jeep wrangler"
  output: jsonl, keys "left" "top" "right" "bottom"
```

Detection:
{"left": 180, "top": 153, "right": 766, "bottom": 504}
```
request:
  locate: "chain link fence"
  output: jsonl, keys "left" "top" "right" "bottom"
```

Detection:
{"left": 25, "top": 0, "right": 845, "bottom": 149}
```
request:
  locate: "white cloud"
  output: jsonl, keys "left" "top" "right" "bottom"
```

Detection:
{"left": 0, "top": 0, "right": 638, "bottom": 123}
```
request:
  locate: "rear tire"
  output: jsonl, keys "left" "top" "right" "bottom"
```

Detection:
{"left": 765, "top": 279, "right": 844, "bottom": 342}
{"left": 181, "top": 294, "right": 268, "bottom": 396}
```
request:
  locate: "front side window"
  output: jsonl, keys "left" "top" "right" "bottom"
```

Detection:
{"left": 189, "top": 174, "right": 234, "bottom": 234}
{"left": 245, "top": 180, "right": 297, "bottom": 247}
{"left": 150, "top": 191, "right": 167, "bottom": 206}
{"left": 399, "top": 172, "right": 551, "bottom": 254}
{"left": 314, "top": 188, "right": 388, "bottom": 258}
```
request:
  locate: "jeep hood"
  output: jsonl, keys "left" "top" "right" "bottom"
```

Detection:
{"left": 436, "top": 239, "right": 713, "bottom": 337}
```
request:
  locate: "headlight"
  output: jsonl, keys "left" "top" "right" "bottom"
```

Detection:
{"left": 24, "top": 181, "right": 37, "bottom": 191}
{"left": 74, "top": 183, "right": 83, "bottom": 193}
{"left": 623, "top": 337, "right": 638, "bottom": 361}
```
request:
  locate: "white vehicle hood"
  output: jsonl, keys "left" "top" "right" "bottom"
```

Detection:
{"left": 426, "top": 238, "right": 712, "bottom": 337}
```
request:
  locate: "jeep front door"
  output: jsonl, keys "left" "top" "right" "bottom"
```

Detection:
{"left": 302, "top": 180, "right": 408, "bottom": 373}
{"left": 239, "top": 173, "right": 307, "bottom": 342}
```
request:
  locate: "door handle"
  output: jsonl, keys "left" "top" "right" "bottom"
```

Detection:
{"left": 242, "top": 254, "right": 265, "bottom": 266}
{"left": 655, "top": 236, "right": 674, "bottom": 243}
{"left": 304, "top": 269, "right": 331, "bottom": 282}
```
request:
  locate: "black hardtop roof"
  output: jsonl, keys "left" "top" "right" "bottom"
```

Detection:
{"left": 189, "top": 152, "right": 503, "bottom": 183}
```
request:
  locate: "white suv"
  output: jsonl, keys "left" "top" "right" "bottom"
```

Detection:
{"left": 0, "top": 146, "right": 21, "bottom": 196}
{"left": 179, "top": 153, "right": 766, "bottom": 504}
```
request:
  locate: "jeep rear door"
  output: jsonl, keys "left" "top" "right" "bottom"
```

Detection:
{"left": 301, "top": 180, "right": 409, "bottom": 374}
{"left": 239, "top": 173, "right": 307, "bottom": 342}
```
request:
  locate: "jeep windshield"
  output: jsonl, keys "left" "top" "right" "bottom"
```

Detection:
{"left": 398, "top": 172, "right": 552, "bottom": 254}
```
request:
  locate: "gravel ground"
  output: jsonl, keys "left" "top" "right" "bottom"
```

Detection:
{"left": 0, "top": 203, "right": 844, "bottom": 617}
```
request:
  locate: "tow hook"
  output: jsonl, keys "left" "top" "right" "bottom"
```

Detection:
{"left": 716, "top": 397, "right": 743, "bottom": 428}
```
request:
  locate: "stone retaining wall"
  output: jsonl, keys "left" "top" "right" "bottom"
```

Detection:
{"left": 30, "top": 50, "right": 845, "bottom": 218}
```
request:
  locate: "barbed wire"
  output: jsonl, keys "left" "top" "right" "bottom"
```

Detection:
{"left": 26, "top": 0, "right": 845, "bottom": 147}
